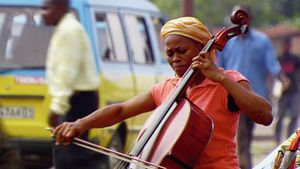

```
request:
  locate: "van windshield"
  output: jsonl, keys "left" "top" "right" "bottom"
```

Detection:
{"left": 0, "top": 7, "right": 53, "bottom": 69}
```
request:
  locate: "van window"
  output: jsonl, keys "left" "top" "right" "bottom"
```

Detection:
{"left": 124, "top": 15, "right": 154, "bottom": 64}
{"left": 151, "top": 16, "right": 167, "bottom": 63}
{"left": 0, "top": 7, "right": 52, "bottom": 69}
{"left": 95, "top": 12, "right": 128, "bottom": 62}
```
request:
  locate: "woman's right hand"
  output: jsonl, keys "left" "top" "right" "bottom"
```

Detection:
{"left": 52, "top": 119, "right": 86, "bottom": 145}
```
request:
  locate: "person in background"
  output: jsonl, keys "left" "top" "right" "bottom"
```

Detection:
{"left": 217, "top": 5, "right": 290, "bottom": 169}
{"left": 41, "top": 0, "right": 100, "bottom": 168}
{"left": 274, "top": 37, "right": 300, "bottom": 144}
{"left": 52, "top": 16, "right": 273, "bottom": 169}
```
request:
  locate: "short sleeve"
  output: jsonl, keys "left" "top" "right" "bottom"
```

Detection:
{"left": 151, "top": 78, "right": 178, "bottom": 106}
{"left": 151, "top": 81, "right": 164, "bottom": 106}
{"left": 225, "top": 70, "right": 249, "bottom": 84}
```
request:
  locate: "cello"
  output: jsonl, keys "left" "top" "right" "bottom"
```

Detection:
{"left": 113, "top": 8, "right": 250, "bottom": 169}
{"left": 48, "top": 8, "right": 249, "bottom": 169}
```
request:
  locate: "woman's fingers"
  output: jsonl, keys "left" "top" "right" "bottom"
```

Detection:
{"left": 198, "top": 51, "right": 210, "bottom": 60}
{"left": 192, "top": 53, "right": 210, "bottom": 69}
{"left": 193, "top": 51, "right": 210, "bottom": 62}
{"left": 53, "top": 122, "right": 77, "bottom": 145}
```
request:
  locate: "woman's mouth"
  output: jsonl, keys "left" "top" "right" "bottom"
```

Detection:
{"left": 173, "top": 65, "right": 187, "bottom": 75}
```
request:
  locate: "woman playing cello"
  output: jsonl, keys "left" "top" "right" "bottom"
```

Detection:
{"left": 52, "top": 16, "right": 273, "bottom": 169}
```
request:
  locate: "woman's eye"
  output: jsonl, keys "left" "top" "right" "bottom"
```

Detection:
{"left": 166, "top": 50, "right": 174, "bottom": 57}
{"left": 177, "top": 48, "right": 186, "bottom": 54}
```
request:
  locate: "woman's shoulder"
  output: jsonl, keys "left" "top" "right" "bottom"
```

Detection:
{"left": 152, "top": 77, "right": 178, "bottom": 93}
{"left": 157, "top": 77, "right": 179, "bottom": 85}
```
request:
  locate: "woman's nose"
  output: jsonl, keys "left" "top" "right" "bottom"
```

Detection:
{"left": 171, "top": 53, "right": 181, "bottom": 62}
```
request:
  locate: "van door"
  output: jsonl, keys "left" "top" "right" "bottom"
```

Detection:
{"left": 119, "top": 10, "right": 173, "bottom": 147}
{"left": 0, "top": 6, "right": 52, "bottom": 139}
{"left": 121, "top": 11, "right": 167, "bottom": 95}
{"left": 149, "top": 16, "right": 173, "bottom": 82}
{"left": 90, "top": 9, "right": 135, "bottom": 107}
{"left": 121, "top": 12, "right": 173, "bottom": 97}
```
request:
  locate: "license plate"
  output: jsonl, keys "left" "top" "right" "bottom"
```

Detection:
{"left": 0, "top": 107, "right": 34, "bottom": 119}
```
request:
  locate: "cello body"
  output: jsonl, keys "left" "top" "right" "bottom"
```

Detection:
{"left": 138, "top": 99, "right": 214, "bottom": 168}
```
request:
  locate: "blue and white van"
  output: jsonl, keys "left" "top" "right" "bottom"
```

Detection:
{"left": 0, "top": 0, "right": 172, "bottom": 167}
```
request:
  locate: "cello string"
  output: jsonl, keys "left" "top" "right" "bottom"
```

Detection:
{"left": 114, "top": 158, "right": 128, "bottom": 169}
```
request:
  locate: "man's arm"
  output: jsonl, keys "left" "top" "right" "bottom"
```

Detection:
{"left": 278, "top": 70, "right": 290, "bottom": 92}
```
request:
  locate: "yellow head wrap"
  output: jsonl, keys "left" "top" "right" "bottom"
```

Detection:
{"left": 161, "top": 17, "right": 216, "bottom": 62}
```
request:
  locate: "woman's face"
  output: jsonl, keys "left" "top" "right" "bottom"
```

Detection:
{"left": 164, "top": 34, "right": 203, "bottom": 77}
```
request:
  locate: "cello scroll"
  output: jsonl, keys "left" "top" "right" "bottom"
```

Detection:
{"left": 202, "top": 9, "right": 249, "bottom": 53}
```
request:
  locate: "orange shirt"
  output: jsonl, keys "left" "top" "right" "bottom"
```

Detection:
{"left": 151, "top": 69, "right": 248, "bottom": 169}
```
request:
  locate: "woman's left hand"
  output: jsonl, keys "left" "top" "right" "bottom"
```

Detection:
{"left": 191, "top": 51, "right": 224, "bottom": 82}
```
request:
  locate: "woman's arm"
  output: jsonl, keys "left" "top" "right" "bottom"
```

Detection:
{"left": 53, "top": 89, "right": 157, "bottom": 144}
{"left": 192, "top": 51, "right": 273, "bottom": 126}
{"left": 218, "top": 77, "right": 272, "bottom": 125}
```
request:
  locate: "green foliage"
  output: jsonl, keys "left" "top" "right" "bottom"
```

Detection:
{"left": 151, "top": 0, "right": 300, "bottom": 28}
{"left": 151, "top": 0, "right": 180, "bottom": 19}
